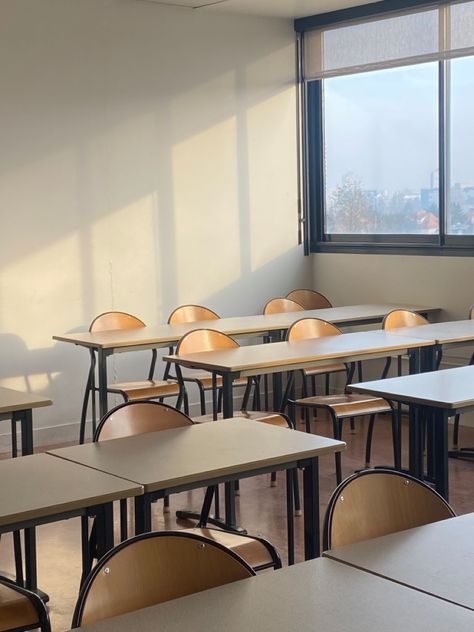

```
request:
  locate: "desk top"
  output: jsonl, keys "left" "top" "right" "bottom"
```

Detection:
{"left": 0, "top": 387, "right": 52, "bottom": 414}
{"left": 68, "top": 557, "right": 474, "bottom": 632}
{"left": 48, "top": 419, "right": 345, "bottom": 493}
{"left": 0, "top": 453, "right": 142, "bottom": 528}
{"left": 324, "top": 513, "right": 474, "bottom": 611}
{"left": 165, "top": 331, "right": 434, "bottom": 375}
{"left": 53, "top": 303, "right": 438, "bottom": 350}
{"left": 386, "top": 319, "right": 474, "bottom": 345}
{"left": 350, "top": 365, "right": 474, "bottom": 409}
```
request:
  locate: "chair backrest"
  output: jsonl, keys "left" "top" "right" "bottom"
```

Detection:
{"left": 254, "top": 413, "right": 293, "bottom": 429}
{"left": 176, "top": 329, "right": 239, "bottom": 356}
{"left": 89, "top": 311, "right": 146, "bottom": 333}
{"left": 72, "top": 531, "right": 255, "bottom": 627}
{"left": 263, "top": 298, "right": 305, "bottom": 315}
{"left": 286, "top": 317, "right": 342, "bottom": 342}
{"left": 382, "top": 309, "right": 429, "bottom": 330}
{"left": 94, "top": 401, "right": 193, "bottom": 442}
{"left": 286, "top": 289, "right": 332, "bottom": 310}
{"left": 168, "top": 305, "right": 220, "bottom": 325}
{"left": 323, "top": 469, "right": 455, "bottom": 550}
{"left": 469, "top": 304, "right": 474, "bottom": 320}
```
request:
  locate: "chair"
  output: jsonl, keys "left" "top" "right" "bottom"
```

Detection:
{"left": 166, "top": 305, "right": 246, "bottom": 415}
{"left": 286, "top": 289, "right": 332, "bottom": 310}
{"left": 323, "top": 469, "right": 455, "bottom": 550}
{"left": 93, "top": 401, "right": 281, "bottom": 573}
{"left": 453, "top": 304, "right": 474, "bottom": 454}
{"left": 72, "top": 530, "right": 255, "bottom": 627}
{"left": 287, "top": 317, "right": 347, "bottom": 400}
{"left": 0, "top": 575, "right": 51, "bottom": 632}
{"left": 79, "top": 311, "right": 180, "bottom": 443}
{"left": 284, "top": 318, "right": 396, "bottom": 483}
{"left": 175, "top": 329, "right": 257, "bottom": 418}
{"left": 263, "top": 297, "right": 304, "bottom": 315}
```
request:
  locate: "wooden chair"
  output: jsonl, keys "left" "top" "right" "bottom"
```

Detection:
{"left": 453, "top": 304, "right": 474, "bottom": 453}
{"left": 166, "top": 305, "right": 235, "bottom": 415}
{"left": 287, "top": 317, "right": 347, "bottom": 401}
{"left": 286, "top": 289, "right": 332, "bottom": 310}
{"left": 79, "top": 311, "right": 180, "bottom": 443}
{"left": 323, "top": 469, "right": 455, "bottom": 550}
{"left": 92, "top": 401, "right": 281, "bottom": 573}
{"left": 284, "top": 318, "right": 395, "bottom": 483}
{"left": 263, "top": 297, "right": 304, "bottom": 315}
{"left": 0, "top": 575, "right": 51, "bottom": 632}
{"left": 175, "top": 329, "right": 257, "bottom": 418}
{"left": 72, "top": 530, "right": 255, "bottom": 628}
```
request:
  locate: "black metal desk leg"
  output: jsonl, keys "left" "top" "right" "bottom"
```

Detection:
{"left": 433, "top": 407, "right": 449, "bottom": 501}
{"left": 224, "top": 482, "right": 236, "bottom": 528}
{"left": 222, "top": 372, "right": 235, "bottom": 419}
{"left": 24, "top": 528, "right": 37, "bottom": 591}
{"left": 134, "top": 495, "right": 152, "bottom": 535}
{"left": 303, "top": 457, "right": 320, "bottom": 560}
{"left": 20, "top": 409, "right": 34, "bottom": 455}
{"left": 408, "top": 405, "right": 423, "bottom": 480}
{"left": 97, "top": 349, "right": 109, "bottom": 420}
{"left": 286, "top": 469, "right": 295, "bottom": 565}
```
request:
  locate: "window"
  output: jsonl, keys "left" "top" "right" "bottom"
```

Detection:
{"left": 297, "top": 0, "right": 474, "bottom": 254}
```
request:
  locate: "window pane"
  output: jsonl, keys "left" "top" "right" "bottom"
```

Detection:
{"left": 447, "top": 56, "right": 474, "bottom": 235}
{"left": 323, "top": 63, "right": 439, "bottom": 235}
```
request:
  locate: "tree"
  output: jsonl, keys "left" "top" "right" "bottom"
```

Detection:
{"left": 326, "top": 173, "right": 376, "bottom": 233}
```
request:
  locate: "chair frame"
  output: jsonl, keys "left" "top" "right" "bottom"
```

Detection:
{"left": 285, "top": 289, "right": 332, "bottom": 310}
{"left": 72, "top": 530, "right": 256, "bottom": 628}
{"left": 323, "top": 468, "right": 455, "bottom": 551}
{"left": 0, "top": 575, "right": 51, "bottom": 632}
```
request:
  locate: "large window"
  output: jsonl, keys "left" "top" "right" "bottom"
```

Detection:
{"left": 298, "top": 0, "right": 474, "bottom": 254}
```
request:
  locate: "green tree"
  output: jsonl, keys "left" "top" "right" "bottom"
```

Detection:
{"left": 327, "top": 174, "right": 375, "bottom": 233}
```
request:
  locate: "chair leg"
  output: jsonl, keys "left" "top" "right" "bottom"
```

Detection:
{"left": 120, "top": 499, "right": 128, "bottom": 542}
{"left": 13, "top": 531, "right": 24, "bottom": 586}
{"left": 325, "top": 373, "right": 330, "bottom": 395}
{"left": 79, "top": 360, "right": 95, "bottom": 444}
{"left": 349, "top": 416, "right": 356, "bottom": 434}
{"left": 311, "top": 375, "right": 317, "bottom": 396}
{"left": 365, "top": 414, "right": 376, "bottom": 468}
{"left": 270, "top": 471, "right": 277, "bottom": 487}
{"left": 164, "top": 495, "right": 170, "bottom": 514}
{"left": 198, "top": 384, "right": 206, "bottom": 415}
{"left": 357, "top": 361, "right": 363, "bottom": 381}
{"left": 11, "top": 418, "right": 17, "bottom": 458}
{"left": 391, "top": 409, "right": 401, "bottom": 470}
{"left": 241, "top": 379, "right": 252, "bottom": 412}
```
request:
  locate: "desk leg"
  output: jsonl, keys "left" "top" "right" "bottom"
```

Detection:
{"left": 97, "top": 349, "right": 109, "bottom": 420}
{"left": 303, "top": 457, "right": 320, "bottom": 560}
{"left": 20, "top": 409, "right": 33, "bottom": 455}
{"left": 433, "top": 407, "right": 449, "bottom": 501}
{"left": 24, "top": 528, "right": 37, "bottom": 592}
{"left": 222, "top": 372, "right": 236, "bottom": 419}
{"left": 408, "top": 405, "right": 424, "bottom": 480}
{"left": 134, "top": 495, "right": 152, "bottom": 535}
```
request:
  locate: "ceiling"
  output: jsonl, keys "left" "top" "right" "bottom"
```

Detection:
{"left": 142, "top": 0, "right": 379, "bottom": 19}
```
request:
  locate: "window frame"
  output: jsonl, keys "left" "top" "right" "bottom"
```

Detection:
{"left": 298, "top": 0, "right": 474, "bottom": 256}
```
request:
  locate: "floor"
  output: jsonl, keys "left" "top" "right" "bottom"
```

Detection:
{"left": 1, "top": 414, "right": 473, "bottom": 632}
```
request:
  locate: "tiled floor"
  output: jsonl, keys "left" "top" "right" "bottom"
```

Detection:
{"left": 1, "top": 414, "right": 473, "bottom": 631}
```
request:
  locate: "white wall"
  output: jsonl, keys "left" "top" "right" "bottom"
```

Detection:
{"left": 0, "top": 0, "right": 310, "bottom": 447}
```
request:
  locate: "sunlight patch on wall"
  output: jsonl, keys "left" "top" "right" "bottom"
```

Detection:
{"left": 90, "top": 194, "right": 159, "bottom": 321}
{"left": 172, "top": 116, "right": 241, "bottom": 304}
{"left": 247, "top": 87, "right": 298, "bottom": 271}
{"left": 0, "top": 234, "right": 82, "bottom": 348}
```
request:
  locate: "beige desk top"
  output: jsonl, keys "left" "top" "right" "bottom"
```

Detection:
{"left": 324, "top": 513, "right": 474, "bottom": 611}
{"left": 68, "top": 557, "right": 474, "bottom": 632}
{"left": 0, "top": 387, "right": 52, "bottom": 414}
{"left": 48, "top": 419, "right": 345, "bottom": 493}
{"left": 350, "top": 365, "right": 474, "bottom": 409}
{"left": 53, "top": 303, "right": 438, "bottom": 351}
{"left": 0, "top": 453, "right": 142, "bottom": 528}
{"left": 386, "top": 319, "right": 474, "bottom": 345}
{"left": 165, "top": 331, "right": 434, "bottom": 376}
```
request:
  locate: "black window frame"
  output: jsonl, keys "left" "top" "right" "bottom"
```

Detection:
{"left": 296, "top": 0, "right": 474, "bottom": 257}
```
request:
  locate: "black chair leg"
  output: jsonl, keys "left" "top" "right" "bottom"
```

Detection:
{"left": 365, "top": 414, "right": 376, "bottom": 468}
{"left": 391, "top": 409, "right": 401, "bottom": 470}
{"left": 453, "top": 413, "right": 460, "bottom": 449}
{"left": 293, "top": 469, "right": 301, "bottom": 516}
{"left": 325, "top": 373, "right": 330, "bottom": 395}
{"left": 331, "top": 412, "right": 342, "bottom": 484}
{"left": 198, "top": 385, "right": 206, "bottom": 415}
{"left": 120, "top": 499, "right": 128, "bottom": 542}
{"left": 270, "top": 471, "right": 277, "bottom": 487}
{"left": 241, "top": 379, "right": 252, "bottom": 412}
{"left": 349, "top": 416, "right": 356, "bottom": 433}
{"left": 164, "top": 495, "right": 170, "bottom": 514}
{"left": 13, "top": 531, "right": 24, "bottom": 586}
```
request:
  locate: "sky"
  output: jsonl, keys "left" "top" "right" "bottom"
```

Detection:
{"left": 323, "top": 56, "right": 474, "bottom": 193}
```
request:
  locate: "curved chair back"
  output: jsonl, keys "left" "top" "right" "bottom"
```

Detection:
{"left": 94, "top": 401, "right": 193, "bottom": 442}
{"left": 263, "top": 298, "right": 304, "bottom": 315}
{"left": 287, "top": 317, "right": 342, "bottom": 342}
{"left": 324, "top": 469, "right": 455, "bottom": 550}
{"left": 89, "top": 311, "right": 146, "bottom": 333}
{"left": 168, "top": 305, "right": 220, "bottom": 325}
{"left": 176, "top": 329, "right": 239, "bottom": 356}
{"left": 72, "top": 531, "right": 255, "bottom": 627}
{"left": 286, "top": 289, "right": 332, "bottom": 310}
{"left": 469, "top": 304, "right": 474, "bottom": 320}
{"left": 382, "top": 309, "right": 428, "bottom": 330}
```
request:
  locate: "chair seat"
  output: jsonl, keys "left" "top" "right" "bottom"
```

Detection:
{"left": 192, "top": 410, "right": 276, "bottom": 424}
{"left": 294, "top": 393, "right": 391, "bottom": 419}
{"left": 183, "top": 374, "right": 248, "bottom": 390}
{"left": 107, "top": 379, "right": 180, "bottom": 400}
{"left": 0, "top": 582, "right": 39, "bottom": 632}
{"left": 181, "top": 528, "right": 275, "bottom": 570}
{"left": 302, "top": 363, "right": 346, "bottom": 377}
